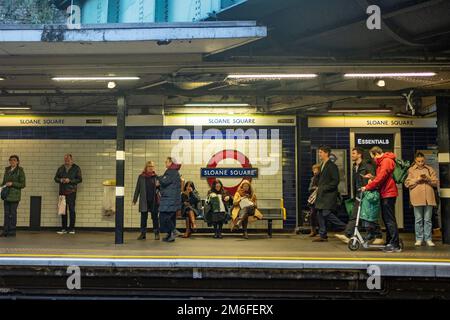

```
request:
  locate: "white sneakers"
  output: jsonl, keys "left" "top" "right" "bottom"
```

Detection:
{"left": 335, "top": 234, "right": 350, "bottom": 244}
{"left": 426, "top": 240, "right": 436, "bottom": 247}
{"left": 415, "top": 240, "right": 436, "bottom": 247}
{"left": 57, "top": 229, "right": 67, "bottom": 234}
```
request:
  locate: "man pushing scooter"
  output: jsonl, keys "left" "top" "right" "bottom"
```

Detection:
{"left": 361, "top": 146, "right": 402, "bottom": 253}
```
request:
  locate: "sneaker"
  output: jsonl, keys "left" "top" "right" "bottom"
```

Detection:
{"left": 312, "top": 237, "right": 328, "bottom": 242}
{"left": 415, "top": 240, "right": 423, "bottom": 246}
{"left": 335, "top": 234, "right": 350, "bottom": 244}
{"left": 57, "top": 229, "right": 68, "bottom": 234}
{"left": 372, "top": 238, "right": 385, "bottom": 245}
{"left": 162, "top": 232, "right": 176, "bottom": 242}
{"left": 426, "top": 240, "right": 436, "bottom": 247}
{"left": 137, "top": 233, "right": 146, "bottom": 240}
{"left": 383, "top": 244, "right": 402, "bottom": 253}
{"left": 173, "top": 229, "right": 182, "bottom": 237}
{"left": 68, "top": 230, "right": 76, "bottom": 235}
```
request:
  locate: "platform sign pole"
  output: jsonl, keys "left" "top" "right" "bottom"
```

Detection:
{"left": 115, "top": 96, "right": 126, "bottom": 244}
{"left": 437, "top": 97, "right": 450, "bottom": 244}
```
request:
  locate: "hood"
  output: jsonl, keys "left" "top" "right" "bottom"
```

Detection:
{"left": 376, "top": 152, "right": 396, "bottom": 165}
{"left": 168, "top": 162, "right": 181, "bottom": 170}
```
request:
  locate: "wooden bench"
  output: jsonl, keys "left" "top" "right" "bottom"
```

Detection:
{"left": 177, "top": 198, "right": 286, "bottom": 237}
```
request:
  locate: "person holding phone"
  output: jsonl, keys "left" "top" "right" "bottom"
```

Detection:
{"left": 336, "top": 147, "right": 383, "bottom": 244}
{"left": 405, "top": 152, "right": 439, "bottom": 247}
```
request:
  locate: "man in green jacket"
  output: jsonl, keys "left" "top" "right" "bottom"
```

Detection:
{"left": 54, "top": 154, "right": 82, "bottom": 234}
{"left": 1, "top": 155, "right": 26, "bottom": 237}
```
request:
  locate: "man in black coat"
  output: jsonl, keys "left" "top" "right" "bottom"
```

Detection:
{"left": 313, "top": 146, "right": 346, "bottom": 242}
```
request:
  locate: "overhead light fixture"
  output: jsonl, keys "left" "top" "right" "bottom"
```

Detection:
{"left": 344, "top": 72, "right": 436, "bottom": 78}
{"left": 0, "top": 77, "right": 4, "bottom": 81}
{"left": 52, "top": 76, "right": 140, "bottom": 81}
{"left": 328, "top": 109, "right": 391, "bottom": 113}
{"left": 375, "top": 79, "right": 386, "bottom": 87}
{"left": 107, "top": 81, "right": 116, "bottom": 89}
{"left": 0, "top": 106, "right": 31, "bottom": 110}
{"left": 184, "top": 103, "right": 250, "bottom": 107}
{"left": 227, "top": 74, "right": 318, "bottom": 80}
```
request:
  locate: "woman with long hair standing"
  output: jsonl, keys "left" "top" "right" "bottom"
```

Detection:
{"left": 133, "top": 161, "right": 160, "bottom": 240}
{"left": 1, "top": 155, "right": 26, "bottom": 237}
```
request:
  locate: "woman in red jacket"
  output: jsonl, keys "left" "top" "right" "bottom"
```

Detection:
{"left": 361, "top": 146, "right": 401, "bottom": 253}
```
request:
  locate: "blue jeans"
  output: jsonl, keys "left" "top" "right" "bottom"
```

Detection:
{"left": 414, "top": 206, "right": 433, "bottom": 242}
{"left": 318, "top": 209, "right": 346, "bottom": 239}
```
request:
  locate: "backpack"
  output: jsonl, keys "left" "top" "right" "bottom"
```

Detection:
{"left": 392, "top": 159, "right": 410, "bottom": 184}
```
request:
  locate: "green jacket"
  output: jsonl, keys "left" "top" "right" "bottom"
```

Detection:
{"left": 2, "top": 166, "right": 26, "bottom": 202}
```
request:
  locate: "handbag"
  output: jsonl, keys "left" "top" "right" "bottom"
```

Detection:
{"left": 307, "top": 189, "right": 318, "bottom": 206}
{"left": 57, "top": 195, "right": 66, "bottom": 215}
{"left": 1, "top": 186, "right": 9, "bottom": 201}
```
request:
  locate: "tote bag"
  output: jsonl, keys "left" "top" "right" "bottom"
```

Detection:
{"left": 57, "top": 195, "right": 66, "bottom": 215}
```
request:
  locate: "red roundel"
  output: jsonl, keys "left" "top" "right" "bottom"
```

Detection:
{"left": 206, "top": 149, "right": 252, "bottom": 195}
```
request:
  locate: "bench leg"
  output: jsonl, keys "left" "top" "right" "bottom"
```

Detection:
{"left": 268, "top": 219, "right": 273, "bottom": 238}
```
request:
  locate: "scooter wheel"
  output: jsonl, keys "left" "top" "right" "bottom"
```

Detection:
{"left": 348, "top": 239, "right": 360, "bottom": 251}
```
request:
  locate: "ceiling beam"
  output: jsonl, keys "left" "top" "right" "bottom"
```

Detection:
{"left": 291, "top": 0, "right": 444, "bottom": 46}
{"left": 2, "top": 89, "right": 450, "bottom": 97}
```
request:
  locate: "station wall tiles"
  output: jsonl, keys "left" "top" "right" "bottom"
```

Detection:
{"left": 0, "top": 126, "right": 296, "bottom": 230}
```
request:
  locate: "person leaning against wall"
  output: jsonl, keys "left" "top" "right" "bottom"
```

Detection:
{"left": 1, "top": 155, "right": 26, "bottom": 237}
{"left": 157, "top": 157, "right": 182, "bottom": 243}
{"left": 54, "top": 154, "right": 82, "bottom": 235}
{"left": 133, "top": 160, "right": 161, "bottom": 241}
{"left": 404, "top": 152, "right": 439, "bottom": 247}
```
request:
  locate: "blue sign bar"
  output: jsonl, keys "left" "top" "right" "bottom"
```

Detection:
{"left": 200, "top": 168, "right": 258, "bottom": 178}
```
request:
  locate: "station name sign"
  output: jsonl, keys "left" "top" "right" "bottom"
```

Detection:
{"left": 164, "top": 115, "right": 296, "bottom": 127}
{"left": 200, "top": 168, "right": 258, "bottom": 178}
{"left": 308, "top": 116, "right": 436, "bottom": 128}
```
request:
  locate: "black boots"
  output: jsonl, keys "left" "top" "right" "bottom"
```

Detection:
{"left": 154, "top": 230, "right": 160, "bottom": 240}
{"left": 213, "top": 224, "right": 223, "bottom": 239}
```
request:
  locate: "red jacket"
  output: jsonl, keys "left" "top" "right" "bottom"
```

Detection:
{"left": 365, "top": 152, "right": 398, "bottom": 198}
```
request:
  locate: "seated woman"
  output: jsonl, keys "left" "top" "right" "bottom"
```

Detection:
{"left": 205, "top": 179, "right": 232, "bottom": 239}
{"left": 230, "top": 180, "right": 263, "bottom": 239}
{"left": 181, "top": 181, "right": 201, "bottom": 238}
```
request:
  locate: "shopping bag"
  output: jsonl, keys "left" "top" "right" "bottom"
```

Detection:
{"left": 57, "top": 195, "right": 66, "bottom": 215}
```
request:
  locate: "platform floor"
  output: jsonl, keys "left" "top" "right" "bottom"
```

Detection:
{"left": 0, "top": 230, "right": 449, "bottom": 262}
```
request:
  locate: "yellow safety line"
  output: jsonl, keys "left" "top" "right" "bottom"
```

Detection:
{"left": 0, "top": 253, "right": 450, "bottom": 263}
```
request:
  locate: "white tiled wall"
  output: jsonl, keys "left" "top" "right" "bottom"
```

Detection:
{"left": 0, "top": 139, "right": 283, "bottom": 229}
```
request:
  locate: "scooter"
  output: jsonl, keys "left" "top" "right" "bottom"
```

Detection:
{"left": 348, "top": 190, "right": 403, "bottom": 251}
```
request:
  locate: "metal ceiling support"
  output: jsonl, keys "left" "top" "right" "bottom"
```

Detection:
{"left": 291, "top": 0, "right": 443, "bottom": 46}
{"left": 2, "top": 89, "right": 450, "bottom": 97}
